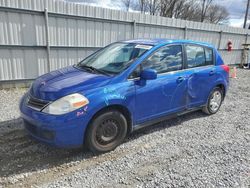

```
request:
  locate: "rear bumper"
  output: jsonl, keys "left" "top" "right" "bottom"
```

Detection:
{"left": 19, "top": 94, "right": 91, "bottom": 148}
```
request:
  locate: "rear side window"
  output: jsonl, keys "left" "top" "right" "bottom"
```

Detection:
{"left": 142, "top": 45, "right": 183, "bottom": 74}
{"left": 185, "top": 45, "right": 206, "bottom": 68}
{"left": 204, "top": 48, "right": 213, "bottom": 65}
{"left": 185, "top": 45, "right": 214, "bottom": 68}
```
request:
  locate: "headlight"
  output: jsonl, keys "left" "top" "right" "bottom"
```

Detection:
{"left": 42, "top": 93, "right": 89, "bottom": 115}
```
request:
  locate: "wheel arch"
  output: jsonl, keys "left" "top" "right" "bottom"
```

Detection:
{"left": 204, "top": 81, "right": 226, "bottom": 106}
{"left": 84, "top": 104, "right": 133, "bottom": 144}
{"left": 215, "top": 83, "right": 226, "bottom": 99}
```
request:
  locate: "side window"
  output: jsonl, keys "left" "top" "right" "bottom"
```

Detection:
{"left": 186, "top": 45, "right": 206, "bottom": 68}
{"left": 204, "top": 48, "right": 213, "bottom": 65}
{"left": 142, "top": 45, "right": 183, "bottom": 74}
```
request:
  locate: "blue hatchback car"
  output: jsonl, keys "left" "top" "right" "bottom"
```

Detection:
{"left": 20, "top": 39, "right": 229, "bottom": 153}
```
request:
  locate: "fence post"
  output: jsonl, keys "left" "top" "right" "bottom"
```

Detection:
{"left": 241, "top": 33, "right": 249, "bottom": 68}
{"left": 133, "top": 20, "right": 136, "bottom": 39}
{"left": 218, "top": 30, "right": 222, "bottom": 50}
{"left": 184, "top": 26, "right": 187, "bottom": 39}
{"left": 44, "top": 8, "right": 51, "bottom": 73}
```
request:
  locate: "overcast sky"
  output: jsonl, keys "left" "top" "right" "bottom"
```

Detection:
{"left": 215, "top": 0, "right": 247, "bottom": 27}
{"left": 65, "top": 0, "right": 249, "bottom": 28}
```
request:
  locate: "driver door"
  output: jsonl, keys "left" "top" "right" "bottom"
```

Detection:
{"left": 133, "top": 45, "right": 188, "bottom": 124}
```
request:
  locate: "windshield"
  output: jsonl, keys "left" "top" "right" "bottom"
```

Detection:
{"left": 77, "top": 42, "right": 152, "bottom": 75}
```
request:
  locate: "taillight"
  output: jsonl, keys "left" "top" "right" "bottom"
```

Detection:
{"left": 221, "top": 65, "right": 230, "bottom": 73}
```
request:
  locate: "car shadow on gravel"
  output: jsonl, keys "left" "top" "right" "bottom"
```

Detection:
{"left": 0, "top": 110, "right": 206, "bottom": 178}
{"left": 127, "top": 110, "right": 207, "bottom": 141}
{"left": 0, "top": 118, "right": 90, "bottom": 178}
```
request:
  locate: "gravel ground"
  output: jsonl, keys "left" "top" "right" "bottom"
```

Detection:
{"left": 0, "top": 69, "right": 250, "bottom": 188}
{"left": 0, "top": 88, "right": 26, "bottom": 122}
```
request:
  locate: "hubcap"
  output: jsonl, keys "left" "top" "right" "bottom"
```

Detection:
{"left": 209, "top": 91, "right": 222, "bottom": 112}
{"left": 96, "top": 119, "right": 119, "bottom": 145}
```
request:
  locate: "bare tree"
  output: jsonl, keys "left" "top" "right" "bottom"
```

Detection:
{"left": 147, "top": 0, "right": 161, "bottom": 15}
{"left": 138, "top": 0, "right": 147, "bottom": 13}
{"left": 206, "top": 4, "right": 229, "bottom": 24}
{"left": 173, "top": 0, "right": 200, "bottom": 21}
{"left": 159, "top": 0, "right": 200, "bottom": 20}
{"left": 121, "top": 0, "right": 132, "bottom": 11}
{"left": 160, "top": 0, "right": 178, "bottom": 18}
{"left": 124, "top": 0, "right": 229, "bottom": 25}
{"left": 200, "top": 0, "right": 213, "bottom": 22}
{"left": 65, "top": 0, "right": 97, "bottom": 3}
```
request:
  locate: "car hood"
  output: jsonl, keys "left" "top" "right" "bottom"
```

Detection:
{"left": 30, "top": 66, "right": 111, "bottom": 101}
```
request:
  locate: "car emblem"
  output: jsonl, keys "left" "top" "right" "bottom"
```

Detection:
{"left": 41, "top": 81, "right": 46, "bottom": 86}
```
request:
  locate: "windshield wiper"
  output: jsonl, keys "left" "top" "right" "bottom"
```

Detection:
{"left": 77, "top": 65, "right": 111, "bottom": 76}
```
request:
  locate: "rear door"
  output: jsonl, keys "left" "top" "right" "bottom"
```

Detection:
{"left": 133, "top": 44, "right": 187, "bottom": 124}
{"left": 184, "top": 44, "right": 216, "bottom": 108}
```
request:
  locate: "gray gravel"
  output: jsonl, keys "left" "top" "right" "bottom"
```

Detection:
{"left": 0, "top": 88, "right": 27, "bottom": 122}
{"left": 0, "top": 69, "right": 250, "bottom": 188}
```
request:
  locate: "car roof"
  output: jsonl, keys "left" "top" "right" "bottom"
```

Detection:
{"left": 122, "top": 38, "right": 214, "bottom": 48}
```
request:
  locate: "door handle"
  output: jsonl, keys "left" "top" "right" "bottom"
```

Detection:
{"left": 177, "top": 76, "right": 184, "bottom": 83}
{"left": 209, "top": 70, "right": 216, "bottom": 76}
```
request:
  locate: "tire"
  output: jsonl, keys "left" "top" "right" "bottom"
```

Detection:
{"left": 202, "top": 87, "right": 223, "bottom": 115}
{"left": 85, "top": 110, "right": 127, "bottom": 154}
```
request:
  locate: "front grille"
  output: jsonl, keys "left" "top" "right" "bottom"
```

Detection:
{"left": 26, "top": 95, "right": 49, "bottom": 111}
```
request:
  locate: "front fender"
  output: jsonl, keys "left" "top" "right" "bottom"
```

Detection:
{"left": 83, "top": 83, "right": 135, "bottom": 126}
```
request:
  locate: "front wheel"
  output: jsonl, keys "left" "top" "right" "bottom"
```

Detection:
{"left": 85, "top": 110, "right": 127, "bottom": 154}
{"left": 202, "top": 87, "right": 223, "bottom": 115}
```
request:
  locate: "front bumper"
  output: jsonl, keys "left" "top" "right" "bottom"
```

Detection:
{"left": 19, "top": 94, "right": 91, "bottom": 148}
{"left": 23, "top": 119, "right": 55, "bottom": 141}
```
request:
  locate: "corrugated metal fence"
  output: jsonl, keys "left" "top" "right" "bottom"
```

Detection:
{"left": 0, "top": 0, "right": 249, "bottom": 85}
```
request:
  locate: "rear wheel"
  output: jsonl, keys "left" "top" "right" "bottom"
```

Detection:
{"left": 86, "top": 110, "right": 127, "bottom": 154}
{"left": 202, "top": 87, "right": 223, "bottom": 115}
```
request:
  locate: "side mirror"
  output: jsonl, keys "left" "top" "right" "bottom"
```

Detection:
{"left": 140, "top": 68, "right": 157, "bottom": 80}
